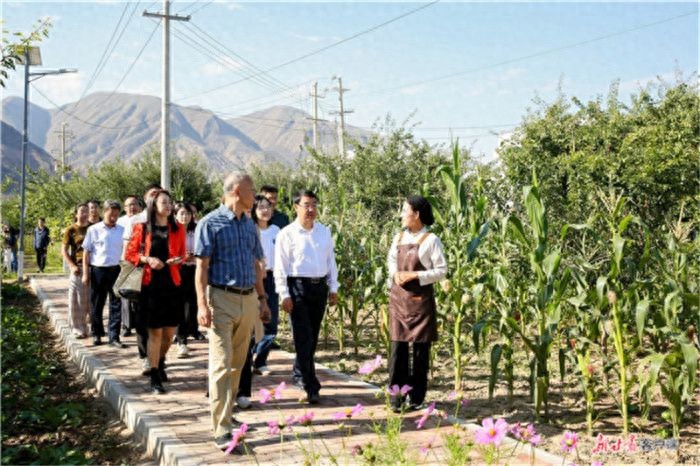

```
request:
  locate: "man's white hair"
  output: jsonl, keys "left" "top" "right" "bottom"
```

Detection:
{"left": 223, "top": 171, "right": 251, "bottom": 196}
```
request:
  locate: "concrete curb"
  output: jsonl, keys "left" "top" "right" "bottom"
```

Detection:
{"left": 30, "top": 278, "right": 200, "bottom": 466}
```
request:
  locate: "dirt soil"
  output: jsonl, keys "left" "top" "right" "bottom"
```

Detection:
{"left": 275, "top": 316, "right": 699, "bottom": 465}
{"left": 1, "top": 282, "right": 150, "bottom": 465}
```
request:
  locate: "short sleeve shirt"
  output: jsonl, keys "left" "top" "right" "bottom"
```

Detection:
{"left": 194, "top": 205, "right": 263, "bottom": 288}
{"left": 62, "top": 223, "right": 89, "bottom": 264}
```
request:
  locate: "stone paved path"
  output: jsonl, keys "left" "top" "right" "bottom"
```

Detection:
{"left": 30, "top": 275, "right": 563, "bottom": 466}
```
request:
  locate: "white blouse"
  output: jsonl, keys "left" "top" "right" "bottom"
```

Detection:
{"left": 387, "top": 227, "right": 447, "bottom": 288}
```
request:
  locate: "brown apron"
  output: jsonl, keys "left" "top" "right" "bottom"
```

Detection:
{"left": 389, "top": 232, "right": 438, "bottom": 343}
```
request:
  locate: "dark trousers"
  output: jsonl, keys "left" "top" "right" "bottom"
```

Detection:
{"left": 389, "top": 341, "right": 431, "bottom": 406}
{"left": 131, "top": 299, "right": 148, "bottom": 358}
{"left": 253, "top": 271, "right": 279, "bottom": 368}
{"left": 89, "top": 265, "right": 122, "bottom": 341}
{"left": 289, "top": 277, "right": 328, "bottom": 395}
{"left": 176, "top": 265, "right": 198, "bottom": 344}
{"left": 35, "top": 247, "right": 47, "bottom": 272}
{"left": 237, "top": 337, "right": 255, "bottom": 398}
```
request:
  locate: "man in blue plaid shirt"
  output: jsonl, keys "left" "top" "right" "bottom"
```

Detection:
{"left": 194, "top": 171, "right": 271, "bottom": 452}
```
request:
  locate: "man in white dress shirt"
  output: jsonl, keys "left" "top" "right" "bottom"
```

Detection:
{"left": 82, "top": 200, "right": 125, "bottom": 348}
{"left": 274, "top": 190, "right": 338, "bottom": 404}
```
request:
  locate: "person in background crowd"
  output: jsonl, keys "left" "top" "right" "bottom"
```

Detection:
{"left": 87, "top": 200, "right": 101, "bottom": 225}
{"left": 3, "top": 223, "right": 18, "bottom": 272}
{"left": 82, "top": 200, "right": 125, "bottom": 348}
{"left": 194, "top": 171, "right": 270, "bottom": 451}
{"left": 274, "top": 190, "right": 338, "bottom": 405}
{"left": 261, "top": 185, "right": 289, "bottom": 230}
{"left": 123, "top": 183, "right": 162, "bottom": 376}
{"left": 386, "top": 195, "right": 447, "bottom": 412}
{"left": 251, "top": 195, "right": 280, "bottom": 376}
{"left": 174, "top": 201, "right": 202, "bottom": 359}
{"left": 33, "top": 217, "right": 51, "bottom": 273}
{"left": 62, "top": 203, "right": 91, "bottom": 338}
{"left": 117, "top": 195, "right": 142, "bottom": 337}
{"left": 125, "top": 189, "right": 185, "bottom": 394}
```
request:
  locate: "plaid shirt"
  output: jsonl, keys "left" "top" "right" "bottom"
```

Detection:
{"left": 194, "top": 204, "right": 263, "bottom": 288}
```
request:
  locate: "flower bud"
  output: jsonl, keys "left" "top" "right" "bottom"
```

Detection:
{"left": 461, "top": 293, "right": 471, "bottom": 305}
{"left": 440, "top": 280, "right": 452, "bottom": 293}
{"left": 607, "top": 290, "right": 617, "bottom": 305}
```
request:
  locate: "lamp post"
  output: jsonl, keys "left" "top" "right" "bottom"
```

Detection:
{"left": 17, "top": 46, "right": 76, "bottom": 283}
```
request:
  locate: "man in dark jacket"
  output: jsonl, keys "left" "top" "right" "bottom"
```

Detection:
{"left": 34, "top": 218, "right": 50, "bottom": 272}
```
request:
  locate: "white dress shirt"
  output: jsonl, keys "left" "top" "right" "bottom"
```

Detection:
{"left": 387, "top": 227, "right": 447, "bottom": 288}
{"left": 82, "top": 221, "right": 125, "bottom": 267}
{"left": 274, "top": 221, "right": 339, "bottom": 300}
{"left": 122, "top": 211, "right": 147, "bottom": 241}
{"left": 259, "top": 224, "right": 280, "bottom": 271}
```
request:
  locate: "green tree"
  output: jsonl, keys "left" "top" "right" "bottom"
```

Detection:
{"left": 1, "top": 18, "right": 52, "bottom": 87}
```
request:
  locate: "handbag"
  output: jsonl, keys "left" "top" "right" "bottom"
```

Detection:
{"left": 113, "top": 225, "right": 147, "bottom": 299}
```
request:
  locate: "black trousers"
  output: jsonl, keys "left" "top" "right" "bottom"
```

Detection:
{"left": 176, "top": 265, "right": 198, "bottom": 344}
{"left": 35, "top": 247, "right": 47, "bottom": 272}
{"left": 89, "top": 265, "right": 122, "bottom": 341}
{"left": 389, "top": 341, "right": 431, "bottom": 406}
{"left": 130, "top": 299, "right": 149, "bottom": 359}
{"left": 289, "top": 278, "right": 328, "bottom": 395}
{"left": 237, "top": 337, "right": 255, "bottom": 398}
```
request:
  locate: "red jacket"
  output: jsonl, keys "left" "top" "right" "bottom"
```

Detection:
{"left": 125, "top": 222, "right": 186, "bottom": 286}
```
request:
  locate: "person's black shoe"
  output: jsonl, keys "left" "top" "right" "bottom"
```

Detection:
{"left": 93, "top": 336, "right": 103, "bottom": 346}
{"left": 270, "top": 340, "right": 281, "bottom": 350}
{"left": 150, "top": 368, "right": 166, "bottom": 394}
{"left": 293, "top": 379, "right": 305, "bottom": 392}
{"left": 193, "top": 332, "right": 206, "bottom": 341}
{"left": 307, "top": 392, "right": 320, "bottom": 405}
{"left": 109, "top": 339, "right": 126, "bottom": 349}
{"left": 122, "top": 328, "right": 132, "bottom": 337}
{"left": 407, "top": 401, "right": 424, "bottom": 412}
{"left": 158, "top": 357, "right": 168, "bottom": 382}
{"left": 214, "top": 432, "right": 232, "bottom": 450}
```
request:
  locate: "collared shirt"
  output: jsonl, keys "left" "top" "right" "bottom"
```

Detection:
{"left": 62, "top": 223, "right": 88, "bottom": 264}
{"left": 387, "top": 227, "right": 447, "bottom": 288}
{"left": 122, "top": 211, "right": 148, "bottom": 240}
{"left": 117, "top": 214, "right": 137, "bottom": 229}
{"left": 194, "top": 204, "right": 263, "bottom": 288}
{"left": 274, "top": 220, "right": 339, "bottom": 300}
{"left": 270, "top": 210, "right": 290, "bottom": 230}
{"left": 259, "top": 224, "right": 280, "bottom": 271}
{"left": 82, "top": 221, "right": 124, "bottom": 267}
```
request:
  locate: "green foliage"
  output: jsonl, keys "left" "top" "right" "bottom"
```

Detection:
{"left": 1, "top": 18, "right": 52, "bottom": 87}
{"left": 499, "top": 76, "right": 700, "bottom": 232}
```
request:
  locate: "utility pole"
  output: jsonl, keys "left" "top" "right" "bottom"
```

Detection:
{"left": 306, "top": 82, "right": 325, "bottom": 150}
{"left": 330, "top": 76, "right": 353, "bottom": 157}
{"left": 53, "top": 122, "right": 74, "bottom": 182}
{"left": 143, "top": 1, "right": 190, "bottom": 190}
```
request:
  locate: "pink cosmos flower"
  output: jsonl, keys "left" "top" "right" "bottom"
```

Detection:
{"left": 285, "top": 415, "right": 297, "bottom": 426}
{"left": 511, "top": 423, "right": 541, "bottom": 446}
{"left": 358, "top": 355, "right": 383, "bottom": 375}
{"left": 258, "top": 388, "right": 272, "bottom": 404}
{"left": 225, "top": 423, "right": 248, "bottom": 454}
{"left": 274, "top": 381, "right": 287, "bottom": 399}
{"left": 415, "top": 402, "right": 436, "bottom": 429}
{"left": 268, "top": 420, "right": 281, "bottom": 435}
{"left": 420, "top": 436, "right": 437, "bottom": 455}
{"left": 350, "top": 445, "right": 362, "bottom": 457}
{"left": 297, "top": 411, "right": 315, "bottom": 426}
{"left": 386, "top": 384, "right": 413, "bottom": 396}
{"left": 332, "top": 403, "right": 364, "bottom": 421}
{"left": 591, "top": 462, "right": 604, "bottom": 466}
{"left": 474, "top": 418, "right": 509, "bottom": 446}
{"left": 561, "top": 431, "right": 578, "bottom": 453}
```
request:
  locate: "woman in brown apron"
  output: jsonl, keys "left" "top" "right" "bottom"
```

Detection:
{"left": 387, "top": 195, "right": 447, "bottom": 412}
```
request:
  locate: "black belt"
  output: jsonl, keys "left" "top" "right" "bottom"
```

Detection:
{"left": 210, "top": 284, "right": 255, "bottom": 295}
{"left": 289, "top": 276, "right": 325, "bottom": 284}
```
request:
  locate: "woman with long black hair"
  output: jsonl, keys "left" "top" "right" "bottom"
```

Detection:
{"left": 125, "top": 189, "right": 186, "bottom": 394}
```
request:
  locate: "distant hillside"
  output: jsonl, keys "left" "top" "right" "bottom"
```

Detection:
{"left": 1, "top": 92, "right": 371, "bottom": 175}
{"left": 1, "top": 121, "right": 54, "bottom": 190}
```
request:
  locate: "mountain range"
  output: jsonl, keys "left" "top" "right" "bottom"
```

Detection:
{"left": 1, "top": 92, "right": 370, "bottom": 186}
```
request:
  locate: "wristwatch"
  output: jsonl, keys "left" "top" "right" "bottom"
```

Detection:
{"left": 258, "top": 294, "right": 268, "bottom": 301}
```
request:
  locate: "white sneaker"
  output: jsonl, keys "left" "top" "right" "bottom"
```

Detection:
{"left": 236, "top": 396, "right": 251, "bottom": 409}
{"left": 255, "top": 365, "right": 271, "bottom": 376}
{"left": 177, "top": 343, "right": 190, "bottom": 359}
{"left": 141, "top": 357, "right": 151, "bottom": 376}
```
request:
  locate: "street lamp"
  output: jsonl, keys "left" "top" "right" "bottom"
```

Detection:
{"left": 17, "top": 46, "right": 77, "bottom": 283}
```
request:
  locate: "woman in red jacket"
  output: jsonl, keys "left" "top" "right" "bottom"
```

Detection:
{"left": 125, "top": 189, "right": 185, "bottom": 394}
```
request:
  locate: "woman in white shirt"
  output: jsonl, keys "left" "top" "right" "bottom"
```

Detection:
{"left": 387, "top": 195, "right": 447, "bottom": 412}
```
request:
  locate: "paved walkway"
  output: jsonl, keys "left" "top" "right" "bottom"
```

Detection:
{"left": 30, "top": 275, "right": 563, "bottom": 466}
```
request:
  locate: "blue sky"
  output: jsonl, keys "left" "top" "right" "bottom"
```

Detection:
{"left": 3, "top": 1, "right": 698, "bottom": 160}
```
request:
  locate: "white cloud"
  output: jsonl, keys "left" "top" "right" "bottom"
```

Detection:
{"left": 618, "top": 71, "right": 676, "bottom": 94}
{"left": 225, "top": 2, "right": 244, "bottom": 11}
{"left": 32, "top": 73, "right": 85, "bottom": 106}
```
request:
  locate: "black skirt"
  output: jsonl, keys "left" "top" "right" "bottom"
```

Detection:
{"left": 140, "top": 269, "right": 183, "bottom": 329}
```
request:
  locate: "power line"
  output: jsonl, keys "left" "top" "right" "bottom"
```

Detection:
{"left": 357, "top": 9, "right": 698, "bottom": 97}
{"left": 177, "top": 0, "right": 440, "bottom": 102}
{"left": 188, "top": 1, "right": 214, "bottom": 17}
